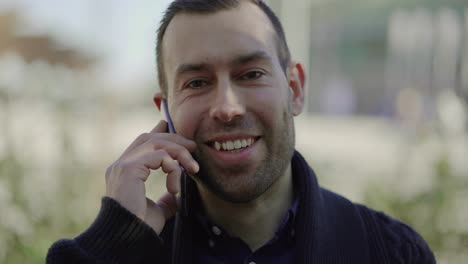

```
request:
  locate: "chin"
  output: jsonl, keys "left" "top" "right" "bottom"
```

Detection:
{"left": 201, "top": 169, "right": 273, "bottom": 203}
{"left": 212, "top": 187, "right": 265, "bottom": 203}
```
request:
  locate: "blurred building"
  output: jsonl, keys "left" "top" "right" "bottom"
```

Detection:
{"left": 268, "top": 0, "right": 468, "bottom": 120}
{"left": 0, "top": 11, "right": 93, "bottom": 69}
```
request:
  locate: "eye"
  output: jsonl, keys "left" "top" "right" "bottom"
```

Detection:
{"left": 239, "top": 70, "right": 265, "bottom": 81}
{"left": 185, "top": 79, "right": 209, "bottom": 89}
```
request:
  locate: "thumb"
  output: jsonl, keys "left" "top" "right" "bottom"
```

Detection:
{"left": 156, "top": 192, "right": 179, "bottom": 220}
{"left": 144, "top": 194, "right": 177, "bottom": 235}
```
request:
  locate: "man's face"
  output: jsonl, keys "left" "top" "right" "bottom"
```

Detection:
{"left": 160, "top": 2, "right": 304, "bottom": 202}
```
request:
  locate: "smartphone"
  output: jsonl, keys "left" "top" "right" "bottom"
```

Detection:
{"left": 161, "top": 99, "right": 176, "bottom": 134}
{"left": 161, "top": 99, "right": 189, "bottom": 217}
{"left": 161, "top": 100, "right": 190, "bottom": 262}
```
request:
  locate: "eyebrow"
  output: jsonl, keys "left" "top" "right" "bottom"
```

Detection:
{"left": 175, "top": 63, "right": 211, "bottom": 77}
{"left": 175, "top": 51, "right": 272, "bottom": 77}
{"left": 232, "top": 51, "right": 272, "bottom": 66}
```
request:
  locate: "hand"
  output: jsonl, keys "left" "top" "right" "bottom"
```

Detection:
{"left": 105, "top": 120, "right": 199, "bottom": 235}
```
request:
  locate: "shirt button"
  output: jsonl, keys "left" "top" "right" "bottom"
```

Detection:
{"left": 212, "top": 225, "right": 222, "bottom": 236}
{"left": 208, "top": 239, "right": 215, "bottom": 248}
{"left": 290, "top": 229, "right": 295, "bottom": 237}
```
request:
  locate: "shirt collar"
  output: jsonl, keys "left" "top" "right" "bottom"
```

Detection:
{"left": 194, "top": 195, "right": 299, "bottom": 243}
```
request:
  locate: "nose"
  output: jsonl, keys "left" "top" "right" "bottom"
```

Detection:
{"left": 209, "top": 80, "right": 245, "bottom": 123}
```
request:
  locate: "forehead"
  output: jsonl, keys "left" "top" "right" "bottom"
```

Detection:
{"left": 162, "top": 2, "right": 278, "bottom": 74}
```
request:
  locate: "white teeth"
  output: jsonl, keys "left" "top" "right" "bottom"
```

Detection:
{"left": 214, "top": 141, "right": 221, "bottom": 151}
{"left": 226, "top": 141, "right": 234, "bottom": 150}
{"left": 213, "top": 138, "right": 256, "bottom": 151}
{"left": 241, "top": 139, "right": 247, "bottom": 148}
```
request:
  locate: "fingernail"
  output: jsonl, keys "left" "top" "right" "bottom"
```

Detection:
{"left": 193, "top": 163, "right": 199, "bottom": 173}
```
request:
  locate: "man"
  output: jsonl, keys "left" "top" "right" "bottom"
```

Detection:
{"left": 47, "top": 0, "right": 435, "bottom": 263}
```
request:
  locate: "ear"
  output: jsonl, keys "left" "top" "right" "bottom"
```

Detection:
{"left": 287, "top": 62, "right": 306, "bottom": 116}
{"left": 153, "top": 92, "right": 164, "bottom": 111}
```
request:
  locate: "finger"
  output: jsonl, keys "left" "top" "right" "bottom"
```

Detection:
{"left": 156, "top": 192, "right": 179, "bottom": 220}
{"left": 154, "top": 141, "right": 198, "bottom": 173}
{"left": 121, "top": 120, "right": 167, "bottom": 157}
{"left": 137, "top": 150, "right": 183, "bottom": 194}
{"left": 160, "top": 158, "right": 182, "bottom": 195}
{"left": 139, "top": 151, "right": 182, "bottom": 194}
{"left": 123, "top": 150, "right": 170, "bottom": 181}
{"left": 165, "top": 164, "right": 181, "bottom": 195}
{"left": 144, "top": 197, "right": 166, "bottom": 234}
{"left": 152, "top": 134, "right": 196, "bottom": 152}
{"left": 123, "top": 133, "right": 197, "bottom": 160}
{"left": 127, "top": 139, "right": 199, "bottom": 174}
{"left": 151, "top": 120, "right": 168, "bottom": 133}
{"left": 121, "top": 120, "right": 198, "bottom": 159}
{"left": 120, "top": 133, "right": 151, "bottom": 158}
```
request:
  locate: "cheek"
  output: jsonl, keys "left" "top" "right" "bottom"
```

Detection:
{"left": 171, "top": 103, "right": 205, "bottom": 140}
{"left": 248, "top": 88, "right": 286, "bottom": 126}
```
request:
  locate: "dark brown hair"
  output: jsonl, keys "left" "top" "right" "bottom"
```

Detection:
{"left": 156, "top": 0, "right": 291, "bottom": 97}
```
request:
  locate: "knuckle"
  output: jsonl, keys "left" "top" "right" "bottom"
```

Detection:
{"left": 105, "top": 165, "right": 113, "bottom": 179}
{"left": 162, "top": 160, "right": 178, "bottom": 173}
{"left": 171, "top": 145, "right": 185, "bottom": 155}
{"left": 119, "top": 161, "right": 134, "bottom": 173}
{"left": 116, "top": 161, "right": 147, "bottom": 180}
{"left": 150, "top": 138, "right": 164, "bottom": 150}
{"left": 106, "top": 161, "right": 122, "bottom": 178}
{"left": 167, "top": 134, "right": 177, "bottom": 142}
{"left": 109, "top": 161, "right": 132, "bottom": 178}
{"left": 136, "top": 133, "right": 150, "bottom": 141}
{"left": 168, "top": 134, "right": 185, "bottom": 145}
{"left": 153, "top": 148, "right": 168, "bottom": 158}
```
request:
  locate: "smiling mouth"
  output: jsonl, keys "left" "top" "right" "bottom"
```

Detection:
{"left": 207, "top": 137, "right": 259, "bottom": 151}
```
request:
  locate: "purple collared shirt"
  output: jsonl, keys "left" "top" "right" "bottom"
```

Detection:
{"left": 193, "top": 198, "right": 299, "bottom": 264}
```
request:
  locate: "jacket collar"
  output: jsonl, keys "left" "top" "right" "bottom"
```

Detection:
{"left": 292, "top": 151, "right": 371, "bottom": 263}
{"left": 172, "top": 150, "right": 371, "bottom": 263}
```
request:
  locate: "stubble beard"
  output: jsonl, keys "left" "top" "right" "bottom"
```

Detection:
{"left": 193, "top": 106, "right": 296, "bottom": 203}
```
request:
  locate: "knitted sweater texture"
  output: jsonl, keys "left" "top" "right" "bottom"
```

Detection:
{"left": 47, "top": 151, "right": 435, "bottom": 263}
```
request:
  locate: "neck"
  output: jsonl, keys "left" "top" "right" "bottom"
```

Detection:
{"left": 197, "top": 165, "right": 294, "bottom": 251}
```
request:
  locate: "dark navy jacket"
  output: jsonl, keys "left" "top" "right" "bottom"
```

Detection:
{"left": 47, "top": 151, "right": 435, "bottom": 263}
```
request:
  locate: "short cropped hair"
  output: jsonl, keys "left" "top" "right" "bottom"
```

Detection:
{"left": 156, "top": 0, "right": 291, "bottom": 97}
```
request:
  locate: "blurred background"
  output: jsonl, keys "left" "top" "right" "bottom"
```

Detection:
{"left": 0, "top": 0, "right": 467, "bottom": 263}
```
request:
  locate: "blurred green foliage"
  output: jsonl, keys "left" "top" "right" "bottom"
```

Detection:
{"left": 365, "top": 151, "right": 468, "bottom": 262}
